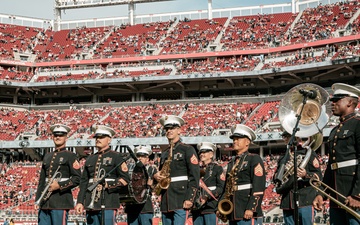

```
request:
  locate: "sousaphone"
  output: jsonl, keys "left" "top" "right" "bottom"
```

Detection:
{"left": 279, "top": 83, "right": 331, "bottom": 137}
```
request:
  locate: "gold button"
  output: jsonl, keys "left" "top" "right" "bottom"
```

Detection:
{"left": 333, "top": 157, "right": 336, "bottom": 160}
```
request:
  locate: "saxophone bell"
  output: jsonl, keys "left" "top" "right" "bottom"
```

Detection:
{"left": 154, "top": 142, "right": 174, "bottom": 195}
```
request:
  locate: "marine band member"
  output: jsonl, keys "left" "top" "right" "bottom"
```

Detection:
{"left": 36, "top": 124, "right": 81, "bottom": 225}
{"left": 192, "top": 142, "right": 225, "bottom": 225}
{"left": 313, "top": 83, "right": 360, "bottom": 225}
{"left": 153, "top": 115, "right": 200, "bottom": 225}
{"left": 218, "top": 124, "right": 266, "bottom": 225}
{"left": 75, "top": 125, "right": 130, "bottom": 225}
{"left": 126, "top": 145, "right": 157, "bottom": 225}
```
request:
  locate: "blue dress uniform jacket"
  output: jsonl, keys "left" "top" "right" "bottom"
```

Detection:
{"left": 324, "top": 113, "right": 360, "bottom": 206}
{"left": 77, "top": 148, "right": 130, "bottom": 210}
{"left": 220, "top": 152, "right": 266, "bottom": 221}
{"left": 276, "top": 148, "right": 323, "bottom": 209}
{"left": 159, "top": 141, "right": 200, "bottom": 212}
{"left": 36, "top": 148, "right": 81, "bottom": 209}
{"left": 193, "top": 162, "right": 225, "bottom": 214}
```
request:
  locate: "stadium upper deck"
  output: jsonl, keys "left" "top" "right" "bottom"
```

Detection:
{"left": 0, "top": 0, "right": 359, "bottom": 153}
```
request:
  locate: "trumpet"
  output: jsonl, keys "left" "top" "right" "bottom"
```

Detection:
{"left": 35, "top": 166, "right": 62, "bottom": 206}
{"left": 87, "top": 167, "right": 106, "bottom": 209}
{"left": 310, "top": 177, "right": 360, "bottom": 220}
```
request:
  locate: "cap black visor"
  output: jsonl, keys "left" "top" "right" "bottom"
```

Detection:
{"left": 94, "top": 133, "right": 111, "bottom": 138}
{"left": 164, "top": 124, "right": 180, "bottom": 129}
{"left": 230, "top": 133, "right": 249, "bottom": 140}
{"left": 330, "top": 94, "right": 350, "bottom": 102}
{"left": 53, "top": 132, "right": 67, "bottom": 136}
{"left": 199, "top": 149, "right": 213, "bottom": 153}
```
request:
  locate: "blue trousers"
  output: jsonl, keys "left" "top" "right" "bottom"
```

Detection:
{"left": 283, "top": 205, "right": 314, "bottom": 225}
{"left": 329, "top": 208, "right": 360, "bottom": 225}
{"left": 86, "top": 209, "right": 116, "bottom": 225}
{"left": 127, "top": 212, "right": 153, "bottom": 225}
{"left": 162, "top": 209, "right": 187, "bottom": 225}
{"left": 38, "top": 209, "right": 68, "bottom": 225}
{"left": 229, "top": 217, "right": 263, "bottom": 225}
{"left": 193, "top": 213, "right": 217, "bottom": 225}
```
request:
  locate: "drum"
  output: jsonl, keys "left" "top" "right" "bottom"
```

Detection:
{"left": 119, "top": 160, "right": 150, "bottom": 204}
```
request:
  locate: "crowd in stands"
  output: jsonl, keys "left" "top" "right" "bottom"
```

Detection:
{"left": 0, "top": 1, "right": 359, "bottom": 63}
{"left": 160, "top": 18, "right": 226, "bottom": 54}
{"left": 289, "top": 1, "right": 359, "bottom": 43}
{"left": 1, "top": 42, "right": 360, "bottom": 84}
{"left": 0, "top": 102, "right": 264, "bottom": 141}
{"left": 94, "top": 21, "right": 175, "bottom": 58}
{"left": 175, "top": 55, "right": 260, "bottom": 74}
{"left": 261, "top": 47, "right": 330, "bottom": 70}
{"left": 221, "top": 12, "right": 296, "bottom": 50}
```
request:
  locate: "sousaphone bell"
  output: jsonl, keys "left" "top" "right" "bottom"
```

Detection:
{"left": 279, "top": 83, "right": 331, "bottom": 137}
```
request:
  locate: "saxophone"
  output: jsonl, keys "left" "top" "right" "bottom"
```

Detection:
{"left": 217, "top": 158, "right": 241, "bottom": 222}
{"left": 154, "top": 142, "right": 174, "bottom": 196}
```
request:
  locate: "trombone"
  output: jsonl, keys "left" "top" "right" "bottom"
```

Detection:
{"left": 309, "top": 177, "right": 360, "bottom": 220}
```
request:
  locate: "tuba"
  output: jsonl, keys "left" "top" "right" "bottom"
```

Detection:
{"left": 278, "top": 83, "right": 330, "bottom": 138}
{"left": 278, "top": 133, "right": 323, "bottom": 186}
{"left": 276, "top": 83, "right": 330, "bottom": 186}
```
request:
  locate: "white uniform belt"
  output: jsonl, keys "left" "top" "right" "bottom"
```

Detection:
{"left": 234, "top": 184, "right": 252, "bottom": 191}
{"left": 331, "top": 159, "right": 358, "bottom": 170}
{"left": 89, "top": 178, "right": 116, "bottom": 183}
{"left": 170, "top": 176, "right": 188, "bottom": 182}
{"left": 45, "top": 178, "right": 69, "bottom": 182}
{"left": 208, "top": 186, "right": 216, "bottom": 190}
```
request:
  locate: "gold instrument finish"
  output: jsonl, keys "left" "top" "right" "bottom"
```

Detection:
{"left": 310, "top": 177, "right": 360, "bottom": 220}
{"left": 87, "top": 167, "right": 106, "bottom": 209}
{"left": 217, "top": 158, "right": 241, "bottom": 222}
{"left": 154, "top": 142, "right": 174, "bottom": 196}
{"left": 279, "top": 146, "right": 312, "bottom": 186}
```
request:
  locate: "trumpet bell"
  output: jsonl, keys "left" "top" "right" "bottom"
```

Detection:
{"left": 279, "top": 83, "right": 331, "bottom": 137}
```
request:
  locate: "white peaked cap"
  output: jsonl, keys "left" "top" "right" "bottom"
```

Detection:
{"left": 92, "top": 125, "right": 116, "bottom": 137}
{"left": 134, "top": 145, "right": 152, "bottom": 156}
{"left": 332, "top": 83, "right": 360, "bottom": 98}
{"left": 197, "top": 142, "right": 216, "bottom": 153}
{"left": 159, "top": 115, "right": 185, "bottom": 128}
{"left": 230, "top": 124, "right": 256, "bottom": 141}
{"left": 50, "top": 124, "right": 71, "bottom": 134}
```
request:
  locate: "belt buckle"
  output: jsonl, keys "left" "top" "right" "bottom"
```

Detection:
{"left": 331, "top": 163, "right": 338, "bottom": 170}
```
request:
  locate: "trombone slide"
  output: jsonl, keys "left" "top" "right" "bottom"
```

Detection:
{"left": 310, "top": 177, "right": 360, "bottom": 220}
